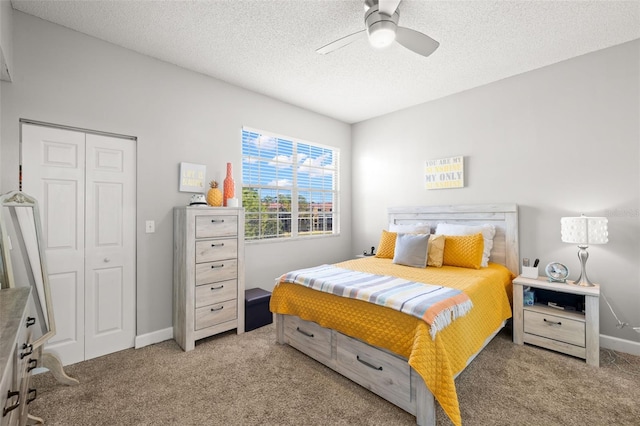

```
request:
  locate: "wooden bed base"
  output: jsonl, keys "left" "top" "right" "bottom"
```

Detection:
{"left": 275, "top": 313, "right": 506, "bottom": 425}
{"left": 276, "top": 313, "right": 437, "bottom": 424}
{"left": 275, "top": 204, "right": 519, "bottom": 425}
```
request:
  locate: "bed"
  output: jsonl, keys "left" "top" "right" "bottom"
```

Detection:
{"left": 270, "top": 204, "right": 519, "bottom": 426}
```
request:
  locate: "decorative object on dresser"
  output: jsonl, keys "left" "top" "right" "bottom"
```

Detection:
{"left": 173, "top": 205, "right": 245, "bottom": 351}
{"left": 206, "top": 181, "right": 223, "bottom": 207}
{"left": 512, "top": 275, "right": 600, "bottom": 366}
{"left": 0, "top": 191, "right": 79, "bottom": 425}
{"left": 223, "top": 162, "right": 235, "bottom": 207}
{"left": 560, "top": 215, "right": 608, "bottom": 286}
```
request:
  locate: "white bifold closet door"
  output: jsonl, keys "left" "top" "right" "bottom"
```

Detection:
{"left": 21, "top": 123, "right": 136, "bottom": 366}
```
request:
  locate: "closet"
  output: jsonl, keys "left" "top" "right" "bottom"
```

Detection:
{"left": 20, "top": 121, "right": 136, "bottom": 365}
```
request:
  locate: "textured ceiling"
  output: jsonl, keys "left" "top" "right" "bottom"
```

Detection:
{"left": 11, "top": 0, "right": 640, "bottom": 124}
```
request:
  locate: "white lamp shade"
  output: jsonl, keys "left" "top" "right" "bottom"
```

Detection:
{"left": 561, "top": 215, "right": 608, "bottom": 245}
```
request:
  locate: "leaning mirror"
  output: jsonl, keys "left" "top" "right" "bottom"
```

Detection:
{"left": 0, "top": 190, "right": 56, "bottom": 348}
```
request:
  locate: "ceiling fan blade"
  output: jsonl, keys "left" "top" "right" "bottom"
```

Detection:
{"left": 395, "top": 27, "right": 439, "bottom": 57}
{"left": 316, "top": 30, "right": 366, "bottom": 55}
{"left": 378, "top": 0, "right": 402, "bottom": 16}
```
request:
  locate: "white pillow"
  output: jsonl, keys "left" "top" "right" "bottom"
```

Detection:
{"left": 388, "top": 222, "right": 431, "bottom": 234}
{"left": 435, "top": 223, "right": 496, "bottom": 267}
{"left": 392, "top": 233, "right": 429, "bottom": 268}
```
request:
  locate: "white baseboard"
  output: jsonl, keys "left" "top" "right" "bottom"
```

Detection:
{"left": 135, "top": 327, "right": 173, "bottom": 349}
{"left": 600, "top": 334, "right": 640, "bottom": 356}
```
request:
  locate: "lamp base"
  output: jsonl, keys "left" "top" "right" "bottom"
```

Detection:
{"left": 571, "top": 246, "right": 596, "bottom": 287}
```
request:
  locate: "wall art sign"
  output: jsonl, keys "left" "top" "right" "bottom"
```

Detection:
{"left": 179, "top": 162, "right": 207, "bottom": 192}
{"left": 425, "top": 156, "right": 464, "bottom": 190}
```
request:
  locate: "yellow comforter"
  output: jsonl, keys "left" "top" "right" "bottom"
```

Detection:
{"left": 270, "top": 257, "right": 514, "bottom": 426}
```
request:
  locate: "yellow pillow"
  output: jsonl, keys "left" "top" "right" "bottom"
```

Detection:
{"left": 375, "top": 230, "right": 397, "bottom": 259}
{"left": 427, "top": 234, "right": 445, "bottom": 267}
{"left": 442, "top": 233, "right": 484, "bottom": 269}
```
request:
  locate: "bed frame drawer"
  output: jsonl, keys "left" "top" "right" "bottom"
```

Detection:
{"left": 283, "top": 316, "right": 333, "bottom": 362}
{"left": 335, "top": 333, "right": 411, "bottom": 410}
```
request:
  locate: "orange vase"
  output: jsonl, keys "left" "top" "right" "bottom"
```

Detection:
{"left": 223, "top": 162, "right": 235, "bottom": 207}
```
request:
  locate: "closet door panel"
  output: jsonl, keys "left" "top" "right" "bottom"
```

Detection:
{"left": 21, "top": 124, "right": 86, "bottom": 366}
{"left": 84, "top": 134, "right": 136, "bottom": 361}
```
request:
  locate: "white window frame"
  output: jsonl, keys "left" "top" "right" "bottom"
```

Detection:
{"left": 241, "top": 127, "right": 340, "bottom": 241}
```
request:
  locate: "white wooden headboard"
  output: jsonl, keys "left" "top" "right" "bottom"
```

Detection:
{"left": 388, "top": 204, "right": 519, "bottom": 275}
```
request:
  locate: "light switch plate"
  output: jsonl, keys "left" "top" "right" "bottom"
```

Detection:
{"left": 145, "top": 220, "right": 155, "bottom": 233}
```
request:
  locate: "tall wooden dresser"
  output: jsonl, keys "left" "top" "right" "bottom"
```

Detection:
{"left": 173, "top": 206, "right": 245, "bottom": 351}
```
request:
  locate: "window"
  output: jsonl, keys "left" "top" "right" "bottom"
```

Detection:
{"left": 241, "top": 127, "right": 339, "bottom": 241}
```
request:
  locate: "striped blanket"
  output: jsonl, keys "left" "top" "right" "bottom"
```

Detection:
{"left": 279, "top": 264, "right": 473, "bottom": 339}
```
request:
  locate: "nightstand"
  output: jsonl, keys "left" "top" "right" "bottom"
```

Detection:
{"left": 512, "top": 275, "right": 600, "bottom": 367}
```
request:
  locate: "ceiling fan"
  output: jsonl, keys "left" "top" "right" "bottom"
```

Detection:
{"left": 316, "top": 0, "right": 439, "bottom": 57}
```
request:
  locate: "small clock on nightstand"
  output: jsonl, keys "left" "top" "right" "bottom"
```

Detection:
{"left": 545, "top": 262, "right": 569, "bottom": 283}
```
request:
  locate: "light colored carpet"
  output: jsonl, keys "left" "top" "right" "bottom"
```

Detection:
{"left": 30, "top": 323, "right": 640, "bottom": 425}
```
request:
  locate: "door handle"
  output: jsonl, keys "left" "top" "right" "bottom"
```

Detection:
{"left": 104, "top": 258, "right": 111, "bottom": 263}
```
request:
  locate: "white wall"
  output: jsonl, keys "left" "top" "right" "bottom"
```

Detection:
{"left": 0, "top": 0, "right": 13, "bottom": 81}
{"left": 1, "top": 11, "right": 352, "bottom": 336}
{"left": 0, "top": 0, "right": 13, "bottom": 186}
{"left": 352, "top": 39, "right": 640, "bottom": 343}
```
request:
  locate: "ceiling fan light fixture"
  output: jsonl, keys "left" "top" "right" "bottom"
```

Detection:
{"left": 368, "top": 22, "right": 396, "bottom": 48}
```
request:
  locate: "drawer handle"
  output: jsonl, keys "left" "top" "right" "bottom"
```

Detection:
{"left": 26, "top": 316, "right": 36, "bottom": 327}
{"left": 211, "top": 243, "right": 225, "bottom": 247}
{"left": 3, "top": 390, "right": 20, "bottom": 416}
{"left": 211, "top": 219, "right": 225, "bottom": 223}
{"left": 211, "top": 306, "right": 224, "bottom": 312}
{"left": 296, "top": 327, "right": 314, "bottom": 338}
{"left": 20, "top": 343, "right": 33, "bottom": 359}
{"left": 26, "top": 389, "right": 37, "bottom": 404}
{"left": 211, "top": 264, "right": 224, "bottom": 269}
{"left": 27, "top": 358, "right": 38, "bottom": 372}
{"left": 543, "top": 318, "right": 562, "bottom": 326}
{"left": 210, "top": 285, "right": 224, "bottom": 291}
{"left": 357, "top": 355, "right": 383, "bottom": 371}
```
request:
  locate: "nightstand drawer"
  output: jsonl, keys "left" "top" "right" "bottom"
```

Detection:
{"left": 195, "top": 238, "right": 237, "bottom": 263}
{"left": 524, "top": 310, "right": 585, "bottom": 347}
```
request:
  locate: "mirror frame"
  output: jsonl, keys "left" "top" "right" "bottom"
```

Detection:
{"left": 0, "top": 190, "right": 56, "bottom": 348}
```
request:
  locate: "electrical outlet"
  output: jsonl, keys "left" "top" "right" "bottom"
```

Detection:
{"left": 145, "top": 220, "right": 155, "bottom": 233}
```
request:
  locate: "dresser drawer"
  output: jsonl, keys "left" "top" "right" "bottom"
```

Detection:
{"left": 195, "top": 215, "right": 237, "bottom": 238}
{"left": 1, "top": 356, "right": 16, "bottom": 426}
{"left": 195, "top": 239, "right": 237, "bottom": 263}
{"left": 524, "top": 309, "right": 585, "bottom": 347}
{"left": 195, "top": 299, "right": 237, "bottom": 330}
{"left": 335, "top": 333, "right": 411, "bottom": 408}
{"left": 195, "top": 259, "right": 238, "bottom": 285}
{"left": 284, "top": 316, "right": 332, "bottom": 361}
{"left": 195, "top": 279, "right": 238, "bottom": 308}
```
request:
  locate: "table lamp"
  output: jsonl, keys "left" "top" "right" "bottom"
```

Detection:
{"left": 560, "top": 215, "right": 608, "bottom": 286}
